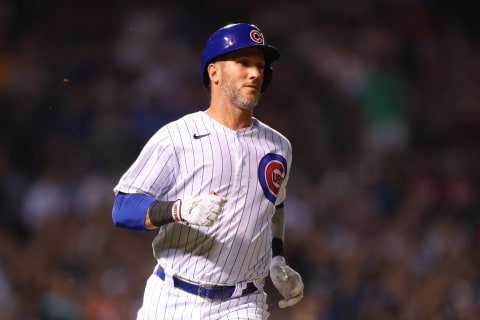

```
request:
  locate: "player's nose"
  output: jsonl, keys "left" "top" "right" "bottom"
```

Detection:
{"left": 248, "top": 65, "right": 263, "bottom": 79}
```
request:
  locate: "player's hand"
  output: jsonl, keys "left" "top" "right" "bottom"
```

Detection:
{"left": 269, "top": 256, "right": 304, "bottom": 308}
{"left": 172, "top": 193, "right": 227, "bottom": 227}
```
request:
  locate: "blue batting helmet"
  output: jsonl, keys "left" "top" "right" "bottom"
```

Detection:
{"left": 201, "top": 23, "right": 280, "bottom": 93}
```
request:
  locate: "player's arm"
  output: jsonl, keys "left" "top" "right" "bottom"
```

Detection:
{"left": 112, "top": 192, "right": 227, "bottom": 230}
{"left": 269, "top": 204, "right": 304, "bottom": 308}
{"left": 271, "top": 204, "right": 286, "bottom": 256}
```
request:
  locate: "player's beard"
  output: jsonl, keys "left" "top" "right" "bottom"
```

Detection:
{"left": 221, "top": 72, "right": 260, "bottom": 111}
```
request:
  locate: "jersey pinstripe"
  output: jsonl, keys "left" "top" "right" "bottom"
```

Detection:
{"left": 114, "top": 111, "right": 292, "bottom": 286}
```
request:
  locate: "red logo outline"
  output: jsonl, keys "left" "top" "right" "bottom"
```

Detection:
{"left": 258, "top": 153, "right": 287, "bottom": 204}
{"left": 250, "top": 30, "right": 264, "bottom": 44}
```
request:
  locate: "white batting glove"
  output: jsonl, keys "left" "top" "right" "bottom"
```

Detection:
{"left": 172, "top": 193, "right": 227, "bottom": 227}
{"left": 270, "top": 256, "right": 304, "bottom": 308}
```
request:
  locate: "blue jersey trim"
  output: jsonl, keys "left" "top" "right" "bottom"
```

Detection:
{"left": 112, "top": 192, "right": 156, "bottom": 231}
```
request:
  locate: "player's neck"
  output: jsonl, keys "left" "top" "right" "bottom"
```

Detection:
{"left": 205, "top": 104, "right": 253, "bottom": 131}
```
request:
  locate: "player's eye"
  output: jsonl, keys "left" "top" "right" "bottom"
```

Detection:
{"left": 257, "top": 63, "right": 265, "bottom": 74}
{"left": 237, "top": 58, "right": 249, "bottom": 66}
{"left": 237, "top": 59, "right": 264, "bottom": 70}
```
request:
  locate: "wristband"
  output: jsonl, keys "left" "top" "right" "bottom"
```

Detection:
{"left": 148, "top": 200, "right": 176, "bottom": 227}
{"left": 171, "top": 200, "right": 182, "bottom": 222}
{"left": 272, "top": 237, "right": 285, "bottom": 257}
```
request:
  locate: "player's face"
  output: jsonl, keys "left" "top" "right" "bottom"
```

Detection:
{"left": 218, "top": 48, "right": 265, "bottom": 111}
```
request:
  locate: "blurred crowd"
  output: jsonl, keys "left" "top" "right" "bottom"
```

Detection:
{"left": 1, "top": 0, "right": 479, "bottom": 319}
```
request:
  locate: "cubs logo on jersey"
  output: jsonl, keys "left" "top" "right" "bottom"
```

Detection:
{"left": 258, "top": 153, "right": 287, "bottom": 204}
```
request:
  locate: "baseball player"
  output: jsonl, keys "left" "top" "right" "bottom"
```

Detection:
{"left": 112, "top": 23, "right": 303, "bottom": 319}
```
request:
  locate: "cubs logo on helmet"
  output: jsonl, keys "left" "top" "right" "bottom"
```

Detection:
{"left": 250, "top": 30, "right": 264, "bottom": 44}
{"left": 258, "top": 153, "right": 287, "bottom": 204}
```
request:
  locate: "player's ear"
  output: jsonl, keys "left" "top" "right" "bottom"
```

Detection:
{"left": 207, "top": 63, "right": 220, "bottom": 86}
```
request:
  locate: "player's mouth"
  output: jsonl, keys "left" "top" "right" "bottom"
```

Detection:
{"left": 244, "top": 83, "right": 260, "bottom": 92}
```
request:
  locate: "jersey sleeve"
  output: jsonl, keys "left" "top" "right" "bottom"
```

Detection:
{"left": 113, "top": 127, "right": 176, "bottom": 198}
{"left": 274, "top": 138, "right": 292, "bottom": 207}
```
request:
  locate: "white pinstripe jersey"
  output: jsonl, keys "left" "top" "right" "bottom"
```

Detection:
{"left": 114, "top": 111, "right": 292, "bottom": 285}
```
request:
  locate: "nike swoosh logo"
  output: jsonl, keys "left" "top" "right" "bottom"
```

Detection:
{"left": 193, "top": 133, "right": 211, "bottom": 139}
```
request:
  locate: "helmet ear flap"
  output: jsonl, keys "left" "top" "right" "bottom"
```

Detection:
{"left": 261, "top": 65, "right": 273, "bottom": 93}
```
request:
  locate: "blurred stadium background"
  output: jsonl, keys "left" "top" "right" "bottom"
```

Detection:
{"left": 0, "top": 0, "right": 479, "bottom": 319}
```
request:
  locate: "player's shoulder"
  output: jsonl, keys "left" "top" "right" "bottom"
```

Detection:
{"left": 146, "top": 112, "right": 201, "bottom": 143}
{"left": 156, "top": 111, "right": 203, "bottom": 132}
{"left": 178, "top": 111, "right": 204, "bottom": 122}
{"left": 254, "top": 118, "right": 291, "bottom": 144}
{"left": 165, "top": 111, "right": 202, "bottom": 125}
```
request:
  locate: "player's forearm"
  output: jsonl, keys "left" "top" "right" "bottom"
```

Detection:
{"left": 272, "top": 205, "right": 286, "bottom": 257}
{"left": 144, "top": 210, "right": 156, "bottom": 230}
{"left": 146, "top": 200, "right": 176, "bottom": 229}
{"left": 112, "top": 192, "right": 157, "bottom": 231}
{"left": 272, "top": 206, "right": 285, "bottom": 240}
{"left": 112, "top": 192, "right": 177, "bottom": 231}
